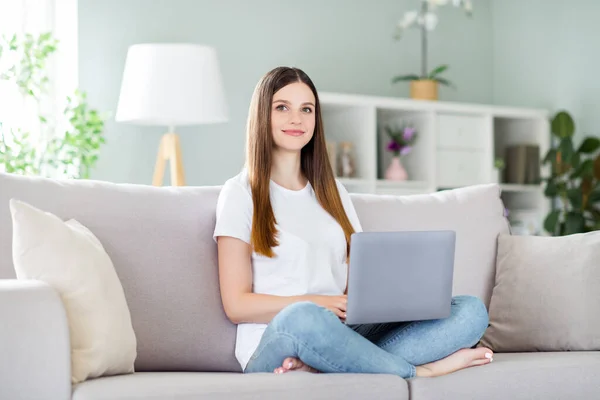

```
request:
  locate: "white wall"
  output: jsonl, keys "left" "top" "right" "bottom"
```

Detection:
{"left": 78, "top": 0, "right": 493, "bottom": 185}
{"left": 492, "top": 0, "right": 600, "bottom": 144}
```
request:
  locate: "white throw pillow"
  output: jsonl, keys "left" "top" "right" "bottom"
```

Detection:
{"left": 10, "top": 199, "right": 137, "bottom": 384}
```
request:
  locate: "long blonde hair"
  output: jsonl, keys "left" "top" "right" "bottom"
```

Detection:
{"left": 245, "top": 66, "right": 355, "bottom": 258}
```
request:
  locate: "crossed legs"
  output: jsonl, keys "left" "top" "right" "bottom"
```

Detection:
{"left": 244, "top": 295, "right": 493, "bottom": 378}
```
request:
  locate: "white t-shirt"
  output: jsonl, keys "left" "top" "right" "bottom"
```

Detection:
{"left": 212, "top": 169, "right": 363, "bottom": 371}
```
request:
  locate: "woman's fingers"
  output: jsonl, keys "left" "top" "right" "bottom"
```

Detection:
{"left": 337, "top": 296, "right": 347, "bottom": 312}
{"left": 332, "top": 307, "right": 344, "bottom": 318}
{"left": 330, "top": 307, "right": 346, "bottom": 321}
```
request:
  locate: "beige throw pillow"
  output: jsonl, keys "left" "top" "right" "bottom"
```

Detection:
{"left": 10, "top": 199, "right": 137, "bottom": 384}
{"left": 480, "top": 231, "right": 600, "bottom": 352}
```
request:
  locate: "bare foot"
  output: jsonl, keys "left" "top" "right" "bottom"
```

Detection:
{"left": 274, "top": 357, "right": 320, "bottom": 374}
{"left": 415, "top": 347, "right": 494, "bottom": 378}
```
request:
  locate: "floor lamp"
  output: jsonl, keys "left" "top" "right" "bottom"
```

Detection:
{"left": 115, "top": 43, "right": 228, "bottom": 186}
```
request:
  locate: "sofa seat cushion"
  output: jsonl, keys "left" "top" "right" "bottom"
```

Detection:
{"left": 71, "top": 372, "right": 409, "bottom": 400}
{"left": 408, "top": 352, "right": 600, "bottom": 400}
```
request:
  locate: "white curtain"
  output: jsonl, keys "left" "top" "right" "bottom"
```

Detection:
{"left": 0, "top": 0, "right": 78, "bottom": 172}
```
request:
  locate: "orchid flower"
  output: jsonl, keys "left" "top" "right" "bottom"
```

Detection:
{"left": 392, "top": 0, "right": 473, "bottom": 81}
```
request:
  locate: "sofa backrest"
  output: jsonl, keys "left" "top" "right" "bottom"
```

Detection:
{"left": 0, "top": 172, "right": 241, "bottom": 373}
{"left": 349, "top": 185, "right": 510, "bottom": 307}
{"left": 0, "top": 172, "right": 509, "bottom": 373}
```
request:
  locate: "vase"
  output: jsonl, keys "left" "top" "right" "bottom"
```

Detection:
{"left": 410, "top": 79, "right": 438, "bottom": 101}
{"left": 385, "top": 156, "right": 408, "bottom": 181}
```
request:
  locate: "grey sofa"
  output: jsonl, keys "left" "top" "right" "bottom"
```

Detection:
{"left": 1, "top": 171, "right": 598, "bottom": 400}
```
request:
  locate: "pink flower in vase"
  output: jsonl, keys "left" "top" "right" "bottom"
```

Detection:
{"left": 403, "top": 127, "right": 416, "bottom": 141}
{"left": 386, "top": 140, "right": 402, "bottom": 153}
{"left": 399, "top": 145, "right": 412, "bottom": 156}
{"left": 384, "top": 124, "right": 417, "bottom": 158}
{"left": 386, "top": 142, "right": 412, "bottom": 157}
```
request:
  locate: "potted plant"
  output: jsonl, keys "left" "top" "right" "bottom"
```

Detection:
{"left": 384, "top": 124, "right": 418, "bottom": 180}
{"left": 494, "top": 157, "right": 505, "bottom": 183}
{"left": 0, "top": 32, "right": 107, "bottom": 179}
{"left": 542, "top": 110, "right": 600, "bottom": 235}
{"left": 391, "top": 0, "right": 473, "bottom": 100}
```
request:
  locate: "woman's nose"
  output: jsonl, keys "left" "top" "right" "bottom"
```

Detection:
{"left": 289, "top": 110, "right": 302, "bottom": 124}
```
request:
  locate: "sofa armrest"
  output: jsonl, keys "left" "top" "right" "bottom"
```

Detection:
{"left": 0, "top": 279, "right": 71, "bottom": 400}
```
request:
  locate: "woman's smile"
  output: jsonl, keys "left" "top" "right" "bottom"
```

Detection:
{"left": 282, "top": 129, "right": 305, "bottom": 137}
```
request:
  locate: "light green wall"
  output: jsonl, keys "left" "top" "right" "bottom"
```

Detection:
{"left": 492, "top": 0, "right": 600, "bottom": 144}
{"left": 78, "top": 0, "right": 493, "bottom": 185}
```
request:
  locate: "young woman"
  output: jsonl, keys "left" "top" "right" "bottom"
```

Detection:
{"left": 213, "top": 66, "right": 494, "bottom": 378}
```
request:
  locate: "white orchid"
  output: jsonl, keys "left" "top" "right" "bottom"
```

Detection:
{"left": 392, "top": 0, "right": 473, "bottom": 85}
{"left": 397, "top": 10, "right": 419, "bottom": 30}
{"left": 395, "top": 0, "right": 473, "bottom": 38}
{"left": 446, "top": 0, "right": 473, "bottom": 14}
{"left": 422, "top": 12, "right": 439, "bottom": 30}
{"left": 427, "top": 0, "right": 449, "bottom": 8}
{"left": 464, "top": 0, "right": 473, "bottom": 14}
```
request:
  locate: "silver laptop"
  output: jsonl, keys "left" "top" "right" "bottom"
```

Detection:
{"left": 345, "top": 230, "right": 456, "bottom": 325}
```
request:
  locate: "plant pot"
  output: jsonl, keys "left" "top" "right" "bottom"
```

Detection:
{"left": 385, "top": 156, "right": 408, "bottom": 181}
{"left": 410, "top": 79, "right": 438, "bottom": 101}
{"left": 491, "top": 168, "right": 503, "bottom": 184}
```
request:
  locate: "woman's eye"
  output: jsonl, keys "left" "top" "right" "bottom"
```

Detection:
{"left": 275, "top": 105, "right": 287, "bottom": 111}
{"left": 302, "top": 107, "right": 313, "bottom": 113}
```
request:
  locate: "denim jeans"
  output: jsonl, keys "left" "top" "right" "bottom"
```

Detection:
{"left": 244, "top": 295, "right": 489, "bottom": 379}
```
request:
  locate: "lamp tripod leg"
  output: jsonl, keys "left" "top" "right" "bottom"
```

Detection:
{"left": 152, "top": 133, "right": 186, "bottom": 186}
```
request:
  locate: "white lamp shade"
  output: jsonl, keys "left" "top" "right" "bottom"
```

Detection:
{"left": 115, "top": 43, "right": 228, "bottom": 126}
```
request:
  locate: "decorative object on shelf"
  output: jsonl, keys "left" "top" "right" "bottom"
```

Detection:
{"left": 0, "top": 32, "right": 108, "bottom": 179}
{"left": 493, "top": 157, "right": 505, "bottom": 183}
{"left": 525, "top": 146, "right": 541, "bottom": 183}
{"left": 383, "top": 124, "right": 417, "bottom": 181}
{"left": 542, "top": 110, "right": 600, "bottom": 235}
{"left": 115, "top": 43, "right": 228, "bottom": 186}
{"left": 391, "top": 0, "right": 472, "bottom": 100}
{"left": 338, "top": 141, "right": 357, "bottom": 178}
{"left": 505, "top": 145, "right": 540, "bottom": 184}
{"left": 385, "top": 157, "right": 408, "bottom": 181}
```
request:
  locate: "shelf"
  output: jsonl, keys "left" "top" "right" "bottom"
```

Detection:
{"left": 376, "top": 179, "right": 430, "bottom": 190}
{"left": 320, "top": 91, "right": 551, "bottom": 226}
{"left": 318, "top": 91, "right": 549, "bottom": 120}
{"left": 499, "top": 183, "right": 543, "bottom": 193}
{"left": 337, "top": 178, "right": 431, "bottom": 189}
{"left": 337, "top": 178, "right": 372, "bottom": 186}
{"left": 337, "top": 178, "right": 434, "bottom": 196}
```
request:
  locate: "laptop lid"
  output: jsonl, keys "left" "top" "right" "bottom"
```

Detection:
{"left": 345, "top": 230, "right": 456, "bottom": 325}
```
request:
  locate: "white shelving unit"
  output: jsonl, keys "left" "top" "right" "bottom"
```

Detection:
{"left": 320, "top": 92, "right": 551, "bottom": 235}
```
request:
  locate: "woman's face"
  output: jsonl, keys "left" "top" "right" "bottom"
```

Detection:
{"left": 270, "top": 81, "right": 316, "bottom": 153}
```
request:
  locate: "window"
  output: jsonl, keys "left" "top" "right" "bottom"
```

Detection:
{"left": 0, "top": 0, "right": 78, "bottom": 174}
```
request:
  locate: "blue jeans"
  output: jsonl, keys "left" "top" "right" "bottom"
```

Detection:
{"left": 244, "top": 295, "right": 489, "bottom": 379}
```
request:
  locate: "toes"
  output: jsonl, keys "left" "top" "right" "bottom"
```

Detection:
{"left": 470, "top": 357, "right": 492, "bottom": 367}
{"left": 478, "top": 347, "right": 494, "bottom": 357}
{"left": 282, "top": 357, "right": 298, "bottom": 370}
{"left": 274, "top": 367, "right": 287, "bottom": 374}
{"left": 481, "top": 349, "right": 494, "bottom": 362}
{"left": 473, "top": 347, "right": 493, "bottom": 360}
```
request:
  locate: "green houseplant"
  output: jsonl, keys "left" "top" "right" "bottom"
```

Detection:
{"left": 542, "top": 110, "right": 600, "bottom": 235}
{"left": 0, "top": 32, "right": 107, "bottom": 179}
{"left": 391, "top": 0, "right": 472, "bottom": 100}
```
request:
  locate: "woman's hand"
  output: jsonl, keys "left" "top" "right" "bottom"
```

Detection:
{"left": 305, "top": 295, "right": 347, "bottom": 321}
